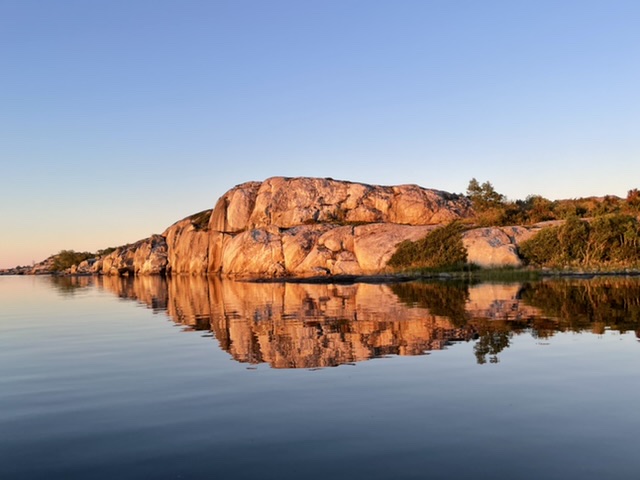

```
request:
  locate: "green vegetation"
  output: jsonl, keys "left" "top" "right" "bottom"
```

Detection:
{"left": 388, "top": 222, "right": 467, "bottom": 271}
{"left": 96, "top": 247, "right": 117, "bottom": 257}
{"left": 189, "top": 209, "right": 212, "bottom": 230}
{"left": 50, "top": 250, "right": 95, "bottom": 272}
{"left": 453, "top": 178, "right": 640, "bottom": 271}
{"left": 465, "top": 178, "right": 640, "bottom": 227}
{"left": 49, "top": 246, "right": 119, "bottom": 272}
{"left": 387, "top": 179, "right": 640, "bottom": 274}
{"left": 520, "top": 214, "right": 640, "bottom": 268}
{"left": 465, "top": 178, "right": 510, "bottom": 226}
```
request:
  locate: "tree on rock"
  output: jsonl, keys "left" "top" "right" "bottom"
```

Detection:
{"left": 466, "top": 178, "right": 505, "bottom": 211}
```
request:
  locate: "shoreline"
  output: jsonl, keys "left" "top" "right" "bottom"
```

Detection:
{"left": 4, "top": 268, "right": 640, "bottom": 284}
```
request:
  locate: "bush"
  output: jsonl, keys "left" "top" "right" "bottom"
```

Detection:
{"left": 519, "top": 227, "right": 562, "bottom": 266}
{"left": 388, "top": 222, "right": 467, "bottom": 270}
{"left": 627, "top": 189, "right": 640, "bottom": 210}
{"left": 520, "top": 214, "right": 640, "bottom": 268}
{"left": 558, "top": 215, "right": 589, "bottom": 262}
{"left": 51, "top": 250, "right": 95, "bottom": 272}
{"left": 585, "top": 214, "right": 640, "bottom": 264}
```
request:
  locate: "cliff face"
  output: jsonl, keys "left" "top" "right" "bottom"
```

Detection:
{"left": 87, "top": 176, "right": 533, "bottom": 277}
{"left": 201, "top": 177, "right": 473, "bottom": 277}
{"left": 93, "top": 234, "right": 168, "bottom": 276}
{"left": 211, "top": 177, "right": 471, "bottom": 231}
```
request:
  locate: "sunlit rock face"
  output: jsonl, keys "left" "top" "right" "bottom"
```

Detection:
{"left": 462, "top": 226, "right": 535, "bottom": 268}
{"left": 94, "top": 235, "right": 168, "bottom": 276}
{"left": 163, "top": 217, "right": 209, "bottom": 275}
{"left": 203, "top": 177, "right": 473, "bottom": 277}
{"left": 212, "top": 177, "right": 472, "bottom": 231}
{"left": 89, "top": 177, "right": 544, "bottom": 277}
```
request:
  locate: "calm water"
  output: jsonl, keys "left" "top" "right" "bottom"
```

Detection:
{"left": 2, "top": 275, "right": 640, "bottom": 479}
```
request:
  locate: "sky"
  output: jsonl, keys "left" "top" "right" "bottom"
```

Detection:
{"left": 1, "top": 0, "right": 639, "bottom": 268}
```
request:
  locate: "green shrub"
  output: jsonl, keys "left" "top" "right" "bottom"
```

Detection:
{"left": 520, "top": 214, "right": 640, "bottom": 267}
{"left": 51, "top": 250, "right": 94, "bottom": 272}
{"left": 558, "top": 215, "right": 589, "bottom": 262}
{"left": 585, "top": 214, "right": 640, "bottom": 264}
{"left": 388, "top": 222, "right": 467, "bottom": 270}
{"left": 519, "top": 227, "right": 562, "bottom": 266}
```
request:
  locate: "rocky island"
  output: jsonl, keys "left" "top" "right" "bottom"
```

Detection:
{"left": 6, "top": 176, "right": 640, "bottom": 278}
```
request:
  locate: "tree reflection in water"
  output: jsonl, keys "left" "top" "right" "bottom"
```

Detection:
{"left": 90, "top": 276, "right": 640, "bottom": 368}
{"left": 49, "top": 275, "right": 93, "bottom": 296}
{"left": 520, "top": 278, "right": 640, "bottom": 334}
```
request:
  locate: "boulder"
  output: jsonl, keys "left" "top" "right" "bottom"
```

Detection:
{"left": 462, "top": 227, "right": 534, "bottom": 268}
{"left": 353, "top": 224, "right": 436, "bottom": 272}
{"left": 98, "top": 235, "right": 168, "bottom": 276}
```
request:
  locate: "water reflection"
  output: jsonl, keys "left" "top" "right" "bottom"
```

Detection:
{"left": 90, "top": 276, "right": 640, "bottom": 368}
{"left": 97, "top": 275, "right": 169, "bottom": 313}
{"left": 49, "top": 275, "right": 93, "bottom": 296}
{"left": 521, "top": 278, "right": 640, "bottom": 335}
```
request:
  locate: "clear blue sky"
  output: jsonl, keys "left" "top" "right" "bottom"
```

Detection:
{"left": 1, "top": 0, "right": 639, "bottom": 268}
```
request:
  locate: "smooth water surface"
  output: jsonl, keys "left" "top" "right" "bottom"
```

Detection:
{"left": 1, "top": 275, "right": 640, "bottom": 479}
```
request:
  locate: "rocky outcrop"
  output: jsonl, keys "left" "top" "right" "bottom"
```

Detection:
{"left": 163, "top": 212, "right": 211, "bottom": 275}
{"left": 87, "top": 176, "right": 472, "bottom": 278}
{"left": 70, "top": 258, "right": 96, "bottom": 275}
{"left": 0, "top": 256, "right": 56, "bottom": 275}
{"left": 197, "top": 178, "right": 543, "bottom": 275}
{"left": 93, "top": 235, "right": 168, "bottom": 276}
{"left": 25, "top": 176, "right": 548, "bottom": 278}
{"left": 201, "top": 177, "right": 473, "bottom": 277}
{"left": 211, "top": 177, "right": 472, "bottom": 231}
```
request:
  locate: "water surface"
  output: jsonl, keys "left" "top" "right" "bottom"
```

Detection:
{"left": 1, "top": 275, "right": 640, "bottom": 479}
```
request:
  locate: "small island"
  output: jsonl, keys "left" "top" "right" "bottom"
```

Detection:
{"left": 4, "top": 177, "right": 640, "bottom": 278}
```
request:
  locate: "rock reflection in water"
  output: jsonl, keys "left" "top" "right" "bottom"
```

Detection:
{"left": 96, "top": 275, "right": 169, "bottom": 313}
{"left": 93, "top": 276, "right": 640, "bottom": 368}
{"left": 168, "top": 277, "right": 474, "bottom": 368}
